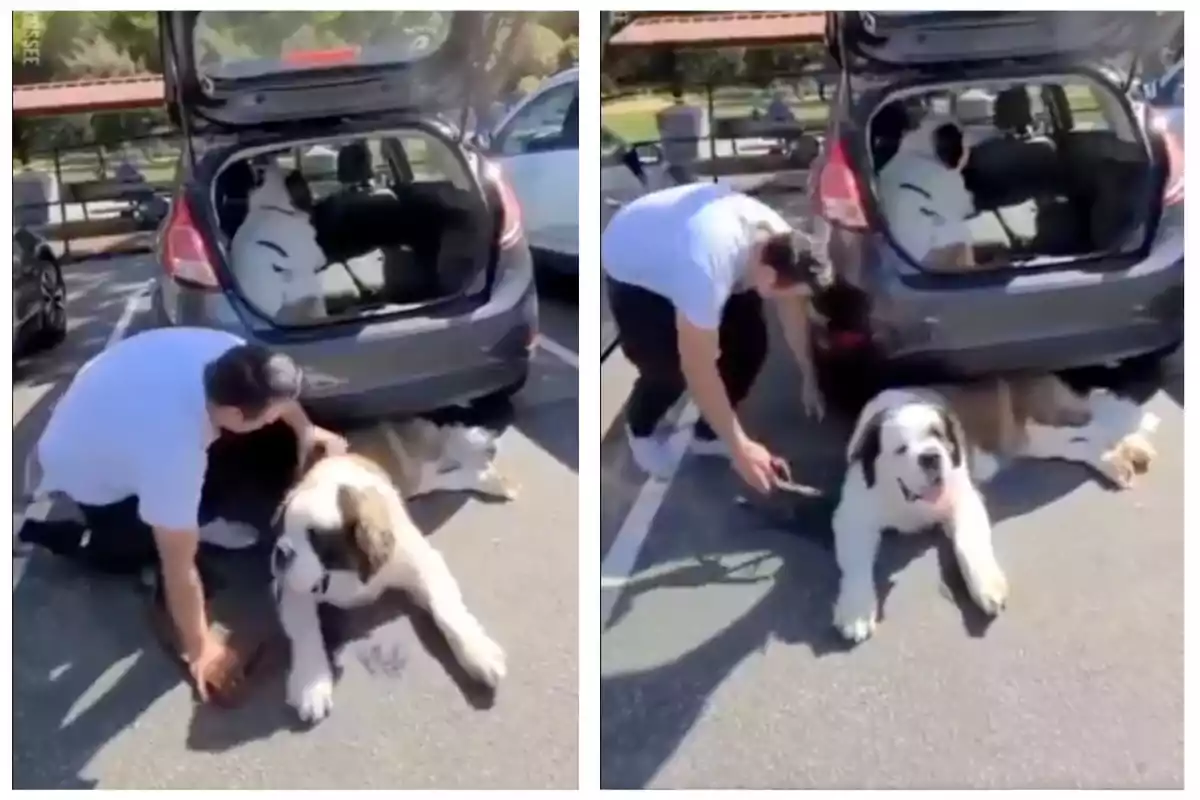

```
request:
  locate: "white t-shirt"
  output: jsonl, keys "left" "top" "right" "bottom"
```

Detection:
{"left": 35, "top": 327, "right": 246, "bottom": 531}
{"left": 601, "top": 182, "right": 791, "bottom": 330}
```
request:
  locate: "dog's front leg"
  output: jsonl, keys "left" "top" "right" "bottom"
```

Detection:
{"left": 277, "top": 586, "right": 335, "bottom": 724}
{"left": 832, "top": 500, "right": 883, "bottom": 644}
{"left": 945, "top": 485, "right": 1008, "bottom": 616}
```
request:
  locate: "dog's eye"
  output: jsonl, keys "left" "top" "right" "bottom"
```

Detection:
{"left": 894, "top": 444, "right": 907, "bottom": 455}
{"left": 271, "top": 263, "right": 287, "bottom": 274}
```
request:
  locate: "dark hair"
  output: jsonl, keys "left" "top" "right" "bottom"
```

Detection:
{"left": 932, "top": 122, "right": 965, "bottom": 169}
{"left": 203, "top": 344, "right": 303, "bottom": 419}
{"left": 760, "top": 231, "right": 823, "bottom": 289}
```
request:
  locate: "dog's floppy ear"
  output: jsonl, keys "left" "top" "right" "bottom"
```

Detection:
{"left": 847, "top": 411, "right": 886, "bottom": 488}
{"left": 938, "top": 406, "right": 966, "bottom": 470}
{"left": 335, "top": 485, "right": 394, "bottom": 583}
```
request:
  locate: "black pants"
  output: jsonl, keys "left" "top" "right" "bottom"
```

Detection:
{"left": 606, "top": 276, "right": 768, "bottom": 439}
{"left": 19, "top": 421, "right": 302, "bottom": 578}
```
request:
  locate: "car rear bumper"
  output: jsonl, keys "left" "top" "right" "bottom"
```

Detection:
{"left": 153, "top": 252, "right": 538, "bottom": 422}
{"left": 826, "top": 250, "right": 1184, "bottom": 377}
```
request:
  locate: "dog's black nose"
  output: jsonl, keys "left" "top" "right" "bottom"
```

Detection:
{"left": 917, "top": 450, "right": 941, "bottom": 473}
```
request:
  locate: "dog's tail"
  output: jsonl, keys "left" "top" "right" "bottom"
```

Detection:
{"left": 410, "top": 549, "right": 507, "bottom": 690}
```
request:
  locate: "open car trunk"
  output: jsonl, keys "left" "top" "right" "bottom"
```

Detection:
{"left": 213, "top": 129, "right": 494, "bottom": 324}
{"left": 865, "top": 70, "right": 1159, "bottom": 272}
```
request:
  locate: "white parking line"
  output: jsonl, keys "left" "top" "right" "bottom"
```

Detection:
{"left": 599, "top": 403, "right": 698, "bottom": 626}
{"left": 538, "top": 336, "right": 578, "bottom": 370}
{"left": 104, "top": 280, "right": 154, "bottom": 350}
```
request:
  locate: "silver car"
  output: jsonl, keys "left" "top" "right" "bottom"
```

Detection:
{"left": 152, "top": 11, "right": 537, "bottom": 421}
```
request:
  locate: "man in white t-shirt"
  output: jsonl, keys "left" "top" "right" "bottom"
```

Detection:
{"left": 17, "top": 327, "right": 347, "bottom": 701}
{"left": 601, "top": 181, "right": 825, "bottom": 493}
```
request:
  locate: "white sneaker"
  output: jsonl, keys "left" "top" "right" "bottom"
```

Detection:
{"left": 199, "top": 517, "right": 260, "bottom": 550}
{"left": 625, "top": 425, "right": 675, "bottom": 479}
{"left": 690, "top": 433, "right": 731, "bottom": 459}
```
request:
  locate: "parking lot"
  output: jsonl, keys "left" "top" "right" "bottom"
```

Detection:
{"left": 599, "top": 296, "right": 1183, "bottom": 788}
{"left": 13, "top": 255, "right": 579, "bottom": 790}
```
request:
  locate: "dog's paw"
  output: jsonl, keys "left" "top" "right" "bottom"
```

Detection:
{"left": 287, "top": 668, "right": 335, "bottom": 724}
{"left": 1100, "top": 435, "right": 1156, "bottom": 489}
{"left": 465, "top": 635, "right": 508, "bottom": 689}
{"left": 480, "top": 470, "right": 519, "bottom": 502}
{"left": 833, "top": 590, "right": 878, "bottom": 644}
{"left": 967, "top": 567, "right": 1009, "bottom": 617}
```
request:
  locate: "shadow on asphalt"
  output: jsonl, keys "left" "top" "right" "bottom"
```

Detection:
{"left": 599, "top": 350, "right": 1180, "bottom": 789}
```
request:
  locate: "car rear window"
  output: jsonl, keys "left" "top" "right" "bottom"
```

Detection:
{"left": 193, "top": 11, "right": 454, "bottom": 80}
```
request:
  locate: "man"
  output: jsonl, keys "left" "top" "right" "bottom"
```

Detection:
{"left": 877, "top": 116, "right": 980, "bottom": 271}
{"left": 655, "top": 85, "right": 704, "bottom": 185}
{"left": 18, "top": 327, "right": 347, "bottom": 701}
{"left": 601, "top": 181, "right": 825, "bottom": 493}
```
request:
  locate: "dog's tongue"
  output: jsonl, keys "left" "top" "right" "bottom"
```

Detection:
{"left": 921, "top": 482, "right": 951, "bottom": 509}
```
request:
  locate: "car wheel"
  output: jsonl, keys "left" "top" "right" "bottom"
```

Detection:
{"left": 31, "top": 258, "right": 67, "bottom": 350}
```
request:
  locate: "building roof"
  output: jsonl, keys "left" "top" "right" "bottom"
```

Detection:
{"left": 13, "top": 75, "right": 165, "bottom": 117}
{"left": 608, "top": 12, "right": 826, "bottom": 48}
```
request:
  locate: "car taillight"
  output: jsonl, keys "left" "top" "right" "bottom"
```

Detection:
{"left": 816, "top": 138, "right": 868, "bottom": 230}
{"left": 1152, "top": 113, "right": 1185, "bottom": 206}
{"left": 283, "top": 46, "right": 360, "bottom": 67}
{"left": 483, "top": 160, "right": 524, "bottom": 249}
{"left": 162, "top": 196, "right": 220, "bottom": 289}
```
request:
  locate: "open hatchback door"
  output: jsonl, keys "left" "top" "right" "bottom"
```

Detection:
{"left": 160, "top": 11, "right": 502, "bottom": 131}
{"left": 828, "top": 11, "right": 1161, "bottom": 80}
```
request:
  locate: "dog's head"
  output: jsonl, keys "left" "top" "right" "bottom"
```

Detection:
{"left": 847, "top": 392, "right": 965, "bottom": 507}
{"left": 248, "top": 163, "right": 314, "bottom": 215}
{"left": 272, "top": 482, "right": 395, "bottom": 596}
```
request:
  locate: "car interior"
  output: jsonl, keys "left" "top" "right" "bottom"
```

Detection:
{"left": 867, "top": 76, "right": 1155, "bottom": 270}
{"left": 213, "top": 131, "right": 492, "bottom": 320}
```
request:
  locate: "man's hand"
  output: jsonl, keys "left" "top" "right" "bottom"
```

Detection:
{"left": 732, "top": 437, "right": 791, "bottom": 495}
{"left": 801, "top": 377, "right": 825, "bottom": 421}
{"left": 307, "top": 426, "right": 349, "bottom": 457}
{"left": 187, "top": 632, "right": 244, "bottom": 704}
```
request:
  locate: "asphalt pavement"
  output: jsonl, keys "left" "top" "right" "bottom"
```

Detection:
{"left": 599, "top": 320, "right": 1183, "bottom": 789}
{"left": 12, "top": 255, "right": 579, "bottom": 789}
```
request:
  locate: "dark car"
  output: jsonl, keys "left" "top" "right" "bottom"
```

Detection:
{"left": 806, "top": 12, "right": 1184, "bottom": 388}
{"left": 12, "top": 227, "right": 67, "bottom": 358}
{"left": 153, "top": 11, "right": 537, "bottom": 421}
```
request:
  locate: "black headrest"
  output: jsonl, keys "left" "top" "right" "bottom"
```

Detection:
{"left": 993, "top": 87, "right": 1033, "bottom": 135}
{"left": 336, "top": 141, "right": 373, "bottom": 187}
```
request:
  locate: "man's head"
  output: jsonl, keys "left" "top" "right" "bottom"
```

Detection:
{"left": 204, "top": 345, "right": 303, "bottom": 434}
{"left": 748, "top": 230, "right": 827, "bottom": 299}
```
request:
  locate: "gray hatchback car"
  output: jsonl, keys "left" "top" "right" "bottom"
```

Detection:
{"left": 152, "top": 11, "right": 537, "bottom": 421}
{"left": 807, "top": 11, "right": 1184, "bottom": 392}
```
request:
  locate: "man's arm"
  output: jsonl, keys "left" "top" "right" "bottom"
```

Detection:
{"left": 676, "top": 312, "right": 745, "bottom": 447}
{"left": 772, "top": 292, "right": 825, "bottom": 419}
{"left": 153, "top": 527, "right": 209, "bottom": 659}
{"left": 280, "top": 400, "right": 347, "bottom": 458}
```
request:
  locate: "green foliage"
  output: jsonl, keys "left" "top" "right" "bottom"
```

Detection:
{"left": 14, "top": 11, "right": 578, "bottom": 157}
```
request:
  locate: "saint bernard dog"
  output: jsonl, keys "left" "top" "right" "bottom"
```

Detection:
{"left": 229, "top": 163, "right": 328, "bottom": 323}
{"left": 831, "top": 374, "right": 1159, "bottom": 644}
{"left": 271, "top": 419, "right": 516, "bottom": 724}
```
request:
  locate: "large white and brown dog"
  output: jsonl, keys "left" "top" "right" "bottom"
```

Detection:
{"left": 230, "top": 163, "right": 328, "bottom": 322}
{"left": 831, "top": 374, "right": 1159, "bottom": 644}
{"left": 271, "top": 420, "right": 516, "bottom": 724}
